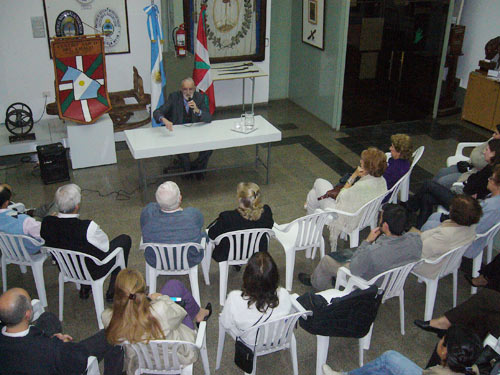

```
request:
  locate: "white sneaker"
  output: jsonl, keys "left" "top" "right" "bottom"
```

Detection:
{"left": 322, "top": 364, "right": 345, "bottom": 375}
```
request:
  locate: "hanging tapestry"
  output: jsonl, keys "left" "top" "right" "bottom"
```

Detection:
{"left": 189, "top": 0, "right": 266, "bottom": 62}
{"left": 51, "top": 35, "right": 112, "bottom": 124}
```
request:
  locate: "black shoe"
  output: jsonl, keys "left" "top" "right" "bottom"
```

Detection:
{"left": 106, "top": 290, "right": 114, "bottom": 303}
{"left": 464, "top": 274, "right": 486, "bottom": 288}
{"left": 232, "top": 265, "right": 242, "bottom": 272}
{"left": 79, "top": 285, "right": 91, "bottom": 300}
{"left": 298, "top": 273, "right": 312, "bottom": 286}
{"left": 414, "top": 320, "right": 447, "bottom": 337}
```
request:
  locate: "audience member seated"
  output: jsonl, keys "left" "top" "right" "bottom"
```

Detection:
{"left": 412, "top": 195, "right": 481, "bottom": 279}
{"left": 208, "top": 182, "right": 273, "bottom": 263}
{"left": 40, "top": 184, "right": 131, "bottom": 301}
{"left": 415, "top": 287, "right": 500, "bottom": 341}
{"left": 422, "top": 164, "right": 500, "bottom": 261}
{"left": 141, "top": 181, "right": 205, "bottom": 268}
{"left": 0, "top": 287, "right": 123, "bottom": 375}
{"left": 102, "top": 268, "right": 211, "bottom": 375}
{"left": 298, "top": 203, "right": 422, "bottom": 291}
{"left": 464, "top": 252, "right": 500, "bottom": 292}
{"left": 406, "top": 139, "right": 500, "bottom": 228}
{"left": 323, "top": 325, "right": 482, "bottom": 375}
{"left": 384, "top": 134, "right": 412, "bottom": 190}
{"left": 434, "top": 127, "right": 500, "bottom": 189}
{"left": 220, "top": 252, "right": 292, "bottom": 344}
{"left": 0, "top": 184, "right": 43, "bottom": 254}
{"left": 305, "top": 147, "right": 388, "bottom": 251}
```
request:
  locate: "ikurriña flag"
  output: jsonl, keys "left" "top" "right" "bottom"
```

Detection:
{"left": 193, "top": 4, "right": 215, "bottom": 115}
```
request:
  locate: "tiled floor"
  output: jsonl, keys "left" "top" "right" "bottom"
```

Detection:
{"left": 0, "top": 99, "right": 494, "bottom": 374}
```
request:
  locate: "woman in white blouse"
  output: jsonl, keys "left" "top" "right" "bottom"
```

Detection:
{"left": 220, "top": 252, "right": 292, "bottom": 344}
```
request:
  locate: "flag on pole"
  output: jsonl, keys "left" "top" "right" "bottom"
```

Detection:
{"left": 144, "top": 3, "right": 166, "bottom": 127}
{"left": 193, "top": 5, "right": 215, "bottom": 115}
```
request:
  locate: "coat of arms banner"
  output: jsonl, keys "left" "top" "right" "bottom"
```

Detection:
{"left": 51, "top": 35, "right": 112, "bottom": 124}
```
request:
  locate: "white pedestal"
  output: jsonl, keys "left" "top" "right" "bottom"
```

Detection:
{"left": 66, "top": 114, "right": 117, "bottom": 169}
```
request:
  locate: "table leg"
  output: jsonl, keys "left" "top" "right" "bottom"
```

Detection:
{"left": 242, "top": 78, "right": 246, "bottom": 112}
{"left": 266, "top": 143, "right": 271, "bottom": 184}
{"left": 138, "top": 159, "right": 147, "bottom": 201}
{"left": 255, "top": 145, "right": 259, "bottom": 168}
{"left": 251, "top": 77, "right": 255, "bottom": 113}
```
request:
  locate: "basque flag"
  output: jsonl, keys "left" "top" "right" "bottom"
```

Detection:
{"left": 193, "top": 4, "right": 215, "bottom": 115}
{"left": 144, "top": 3, "right": 166, "bottom": 127}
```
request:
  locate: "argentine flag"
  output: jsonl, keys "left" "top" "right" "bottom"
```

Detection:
{"left": 144, "top": 4, "right": 166, "bottom": 127}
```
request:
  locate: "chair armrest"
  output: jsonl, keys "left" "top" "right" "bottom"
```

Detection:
{"left": 455, "top": 142, "right": 483, "bottom": 156}
{"left": 290, "top": 293, "right": 307, "bottom": 313}
{"left": 31, "top": 299, "right": 45, "bottom": 321}
{"left": 96, "top": 246, "right": 124, "bottom": 266}
{"left": 195, "top": 321, "right": 206, "bottom": 348}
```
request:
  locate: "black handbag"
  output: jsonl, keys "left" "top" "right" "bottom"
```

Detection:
{"left": 234, "top": 309, "right": 273, "bottom": 373}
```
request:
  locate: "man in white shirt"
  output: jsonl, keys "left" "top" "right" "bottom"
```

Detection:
{"left": 40, "top": 184, "right": 131, "bottom": 300}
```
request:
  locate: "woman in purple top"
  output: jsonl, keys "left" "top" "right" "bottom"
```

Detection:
{"left": 384, "top": 134, "right": 412, "bottom": 190}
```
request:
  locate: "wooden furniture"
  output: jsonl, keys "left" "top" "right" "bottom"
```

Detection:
{"left": 462, "top": 72, "right": 500, "bottom": 131}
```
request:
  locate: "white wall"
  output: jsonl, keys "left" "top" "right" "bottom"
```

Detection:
{"left": 0, "top": 0, "right": 156, "bottom": 121}
{"left": 212, "top": 0, "right": 271, "bottom": 107}
{"left": 456, "top": 0, "right": 500, "bottom": 89}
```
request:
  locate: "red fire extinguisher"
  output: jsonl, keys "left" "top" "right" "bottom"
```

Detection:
{"left": 172, "top": 23, "right": 186, "bottom": 57}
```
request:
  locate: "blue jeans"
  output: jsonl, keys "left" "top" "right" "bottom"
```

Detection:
{"left": 433, "top": 165, "right": 461, "bottom": 189}
{"left": 349, "top": 351, "right": 422, "bottom": 375}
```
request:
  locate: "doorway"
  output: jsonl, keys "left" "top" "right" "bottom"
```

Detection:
{"left": 342, "top": 0, "right": 450, "bottom": 127}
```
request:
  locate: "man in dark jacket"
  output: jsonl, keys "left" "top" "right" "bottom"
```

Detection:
{"left": 153, "top": 77, "right": 213, "bottom": 175}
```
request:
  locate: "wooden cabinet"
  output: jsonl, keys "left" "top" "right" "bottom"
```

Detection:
{"left": 462, "top": 72, "right": 500, "bottom": 131}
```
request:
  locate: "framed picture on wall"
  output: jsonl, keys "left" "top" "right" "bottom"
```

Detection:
{"left": 302, "top": 0, "right": 324, "bottom": 50}
{"left": 43, "top": 0, "right": 130, "bottom": 57}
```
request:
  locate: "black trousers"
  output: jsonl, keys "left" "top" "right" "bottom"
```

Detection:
{"left": 178, "top": 150, "right": 213, "bottom": 172}
{"left": 407, "top": 180, "right": 454, "bottom": 229}
{"left": 480, "top": 252, "right": 500, "bottom": 292}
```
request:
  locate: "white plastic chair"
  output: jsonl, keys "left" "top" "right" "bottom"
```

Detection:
{"left": 386, "top": 146, "right": 425, "bottom": 202}
{"left": 335, "top": 261, "right": 421, "bottom": 335}
{"left": 43, "top": 246, "right": 125, "bottom": 329}
{"left": 139, "top": 241, "right": 204, "bottom": 305}
{"left": 446, "top": 142, "right": 482, "bottom": 167}
{"left": 0, "top": 232, "right": 47, "bottom": 307}
{"left": 30, "top": 299, "right": 100, "bottom": 375}
{"left": 216, "top": 296, "right": 311, "bottom": 375}
{"left": 126, "top": 321, "right": 210, "bottom": 375}
{"left": 411, "top": 243, "right": 471, "bottom": 320}
{"left": 469, "top": 222, "right": 500, "bottom": 294}
{"left": 201, "top": 228, "right": 275, "bottom": 306}
{"left": 320, "top": 190, "right": 387, "bottom": 248}
{"left": 273, "top": 212, "right": 334, "bottom": 291}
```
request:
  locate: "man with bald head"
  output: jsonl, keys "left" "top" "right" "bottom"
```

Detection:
{"left": 153, "top": 77, "right": 213, "bottom": 178}
{"left": 0, "top": 288, "right": 123, "bottom": 374}
{"left": 141, "top": 181, "right": 205, "bottom": 268}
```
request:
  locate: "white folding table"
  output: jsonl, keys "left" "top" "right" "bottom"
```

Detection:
{"left": 124, "top": 116, "right": 282, "bottom": 198}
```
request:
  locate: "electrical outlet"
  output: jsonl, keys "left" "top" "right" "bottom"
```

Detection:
{"left": 43, "top": 91, "right": 50, "bottom": 98}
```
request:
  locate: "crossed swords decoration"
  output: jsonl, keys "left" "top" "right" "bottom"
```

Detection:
{"left": 307, "top": 29, "right": 317, "bottom": 41}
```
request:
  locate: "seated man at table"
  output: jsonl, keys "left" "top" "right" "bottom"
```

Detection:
{"left": 299, "top": 204, "right": 422, "bottom": 291}
{"left": 41, "top": 184, "right": 131, "bottom": 301}
{"left": 153, "top": 77, "right": 213, "bottom": 178}
{"left": 140, "top": 181, "right": 205, "bottom": 268}
{"left": 0, "top": 184, "right": 43, "bottom": 254}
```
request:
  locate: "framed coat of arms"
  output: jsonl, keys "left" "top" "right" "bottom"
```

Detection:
{"left": 51, "top": 35, "right": 112, "bottom": 124}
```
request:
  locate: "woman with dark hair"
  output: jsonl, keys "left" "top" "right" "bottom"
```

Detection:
{"left": 219, "top": 252, "right": 292, "bottom": 344}
{"left": 406, "top": 138, "right": 500, "bottom": 228}
{"left": 208, "top": 182, "right": 274, "bottom": 262}
{"left": 323, "top": 325, "right": 482, "bottom": 375}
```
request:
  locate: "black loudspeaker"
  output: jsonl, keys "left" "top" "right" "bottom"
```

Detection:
{"left": 36, "top": 143, "right": 70, "bottom": 185}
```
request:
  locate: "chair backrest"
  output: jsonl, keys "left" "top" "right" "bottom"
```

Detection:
{"left": 43, "top": 246, "right": 102, "bottom": 283}
{"left": 385, "top": 176, "right": 404, "bottom": 204}
{"left": 472, "top": 222, "right": 500, "bottom": 250}
{"left": 423, "top": 243, "right": 470, "bottom": 280}
{"left": 242, "top": 311, "right": 307, "bottom": 355}
{"left": 140, "top": 242, "right": 204, "bottom": 271}
{"left": 354, "top": 191, "right": 387, "bottom": 232}
{"left": 288, "top": 212, "right": 332, "bottom": 251}
{"left": 0, "top": 232, "right": 44, "bottom": 264}
{"left": 410, "top": 146, "right": 425, "bottom": 171}
{"left": 213, "top": 228, "right": 275, "bottom": 262}
{"left": 363, "top": 261, "right": 421, "bottom": 302}
{"left": 127, "top": 339, "right": 199, "bottom": 374}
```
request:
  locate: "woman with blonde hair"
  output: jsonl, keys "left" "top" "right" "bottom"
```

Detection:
{"left": 103, "top": 269, "right": 210, "bottom": 374}
{"left": 305, "top": 147, "right": 388, "bottom": 251}
{"left": 385, "top": 133, "right": 412, "bottom": 190}
{"left": 208, "top": 182, "right": 274, "bottom": 262}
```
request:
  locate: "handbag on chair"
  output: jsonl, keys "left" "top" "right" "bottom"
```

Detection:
{"left": 234, "top": 309, "right": 273, "bottom": 373}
